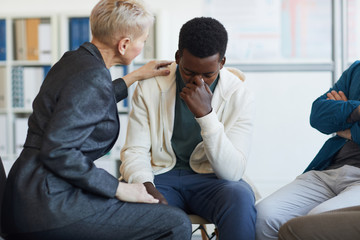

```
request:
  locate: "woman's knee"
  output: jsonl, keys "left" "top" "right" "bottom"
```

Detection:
{"left": 165, "top": 206, "right": 192, "bottom": 237}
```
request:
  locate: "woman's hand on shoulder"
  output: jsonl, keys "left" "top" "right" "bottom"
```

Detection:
{"left": 115, "top": 182, "right": 159, "bottom": 204}
{"left": 122, "top": 60, "right": 173, "bottom": 87}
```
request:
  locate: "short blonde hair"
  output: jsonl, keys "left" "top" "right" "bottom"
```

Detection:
{"left": 90, "top": 0, "right": 154, "bottom": 46}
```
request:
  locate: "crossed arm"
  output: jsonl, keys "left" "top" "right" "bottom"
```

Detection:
{"left": 325, "top": 90, "right": 360, "bottom": 140}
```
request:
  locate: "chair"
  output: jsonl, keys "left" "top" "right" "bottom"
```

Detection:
{"left": 0, "top": 156, "right": 7, "bottom": 239}
{"left": 189, "top": 214, "right": 218, "bottom": 240}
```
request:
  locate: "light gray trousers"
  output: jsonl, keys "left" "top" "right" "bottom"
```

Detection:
{"left": 255, "top": 165, "right": 360, "bottom": 240}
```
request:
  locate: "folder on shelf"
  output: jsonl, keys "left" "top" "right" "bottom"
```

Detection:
{"left": 143, "top": 19, "right": 156, "bottom": 59}
{"left": 14, "top": 19, "right": 27, "bottom": 61}
{"left": 26, "top": 18, "right": 40, "bottom": 61}
{"left": 15, "top": 117, "right": 28, "bottom": 155}
{"left": 110, "top": 114, "right": 129, "bottom": 160}
{"left": 0, "top": 68, "right": 6, "bottom": 108}
{"left": 12, "top": 67, "right": 45, "bottom": 109}
{"left": 69, "top": 17, "right": 90, "bottom": 51}
{"left": 23, "top": 67, "right": 44, "bottom": 109}
{"left": 110, "top": 65, "right": 129, "bottom": 112}
{"left": 0, "top": 19, "right": 6, "bottom": 61}
{"left": 38, "top": 19, "right": 52, "bottom": 62}
{"left": 80, "top": 18, "right": 90, "bottom": 45}
{"left": 12, "top": 67, "right": 24, "bottom": 108}
{"left": 0, "top": 115, "right": 7, "bottom": 156}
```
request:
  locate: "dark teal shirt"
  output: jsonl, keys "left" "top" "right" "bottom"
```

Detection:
{"left": 171, "top": 67, "right": 219, "bottom": 170}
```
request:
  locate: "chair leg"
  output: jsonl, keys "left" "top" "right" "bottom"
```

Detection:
{"left": 214, "top": 227, "right": 219, "bottom": 240}
{"left": 200, "top": 224, "right": 208, "bottom": 240}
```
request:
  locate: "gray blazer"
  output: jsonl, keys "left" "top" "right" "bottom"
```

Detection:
{"left": 2, "top": 42, "right": 127, "bottom": 234}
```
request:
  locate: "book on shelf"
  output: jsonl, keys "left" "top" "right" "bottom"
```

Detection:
{"left": 0, "top": 68, "right": 6, "bottom": 108}
{"left": 110, "top": 65, "right": 129, "bottom": 112}
{"left": 26, "top": 18, "right": 40, "bottom": 60}
{"left": 12, "top": 67, "right": 24, "bottom": 108}
{"left": 14, "top": 18, "right": 52, "bottom": 61}
{"left": 12, "top": 66, "right": 48, "bottom": 109}
{"left": 110, "top": 114, "right": 129, "bottom": 160}
{"left": 38, "top": 19, "right": 52, "bottom": 62}
{"left": 143, "top": 18, "right": 156, "bottom": 60}
{"left": 134, "top": 17, "right": 156, "bottom": 62}
{"left": 14, "top": 19, "right": 27, "bottom": 61}
{"left": 23, "top": 67, "right": 44, "bottom": 109}
{"left": 69, "top": 17, "right": 90, "bottom": 51}
{"left": 0, "top": 115, "right": 7, "bottom": 156}
{"left": 15, "top": 117, "right": 28, "bottom": 155}
{"left": 0, "top": 19, "right": 6, "bottom": 61}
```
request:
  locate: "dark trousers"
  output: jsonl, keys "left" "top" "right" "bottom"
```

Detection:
{"left": 5, "top": 201, "right": 192, "bottom": 240}
{"left": 278, "top": 205, "right": 360, "bottom": 240}
{"left": 154, "top": 169, "right": 257, "bottom": 240}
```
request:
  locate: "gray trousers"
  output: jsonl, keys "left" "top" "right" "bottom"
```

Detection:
{"left": 255, "top": 165, "right": 360, "bottom": 240}
{"left": 278, "top": 205, "right": 360, "bottom": 240}
{"left": 6, "top": 201, "right": 192, "bottom": 240}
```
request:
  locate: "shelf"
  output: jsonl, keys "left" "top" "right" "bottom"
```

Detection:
{"left": 0, "top": 13, "right": 132, "bottom": 176}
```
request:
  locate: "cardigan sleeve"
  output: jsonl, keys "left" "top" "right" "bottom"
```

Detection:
{"left": 195, "top": 85, "right": 255, "bottom": 181}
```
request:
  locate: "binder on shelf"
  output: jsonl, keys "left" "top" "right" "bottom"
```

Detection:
{"left": 110, "top": 65, "right": 129, "bottom": 112}
{"left": 43, "top": 65, "right": 51, "bottom": 78}
{"left": 80, "top": 18, "right": 90, "bottom": 44}
{"left": 26, "top": 18, "right": 40, "bottom": 61}
{"left": 0, "top": 68, "right": 6, "bottom": 108}
{"left": 23, "top": 67, "right": 44, "bottom": 109}
{"left": 15, "top": 117, "right": 28, "bottom": 155}
{"left": 12, "top": 67, "right": 44, "bottom": 109}
{"left": 38, "top": 19, "right": 52, "bottom": 62}
{"left": 14, "top": 19, "right": 27, "bottom": 61}
{"left": 0, "top": 19, "right": 6, "bottom": 61}
{"left": 143, "top": 19, "right": 156, "bottom": 59}
{"left": 12, "top": 67, "right": 24, "bottom": 108}
{"left": 0, "top": 115, "right": 7, "bottom": 156}
{"left": 110, "top": 114, "right": 129, "bottom": 160}
{"left": 69, "top": 17, "right": 90, "bottom": 51}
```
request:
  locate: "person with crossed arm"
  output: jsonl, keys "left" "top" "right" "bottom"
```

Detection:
{"left": 256, "top": 60, "right": 360, "bottom": 240}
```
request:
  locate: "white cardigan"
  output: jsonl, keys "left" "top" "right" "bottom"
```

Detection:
{"left": 120, "top": 62, "right": 255, "bottom": 185}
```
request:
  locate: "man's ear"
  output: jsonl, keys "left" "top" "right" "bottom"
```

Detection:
{"left": 117, "top": 37, "right": 131, "bottom": 55}
{"left": 175, "top": 50, "right": 181, "bottom": 64}
{"left": 219, "top": 56, "right": 226, "bottom": 69}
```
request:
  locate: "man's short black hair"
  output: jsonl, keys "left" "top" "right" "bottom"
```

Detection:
{"left": 178, "top": 17, "right": 228, "bottom": 61}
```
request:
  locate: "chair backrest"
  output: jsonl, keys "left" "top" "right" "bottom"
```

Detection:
{"left": 226, "top": 67, "right": 245, "bottom": 82}
{"left": 0, "top": 156, "right": 6, "bottom": 237}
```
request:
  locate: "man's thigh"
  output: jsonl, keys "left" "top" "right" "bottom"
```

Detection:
{"left": 181, "top": 172, "right": 256, "bottom": 223}
{"left": 309, "top": 181, "right": 360, "bottom": 214}
{"left": 256, "top": 170, "right": 337, "bottom": 235}
{"left": 154, "top": 170, "right": 188, "bottom": 211}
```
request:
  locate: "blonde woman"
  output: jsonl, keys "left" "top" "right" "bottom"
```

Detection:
{"left": 1, "top": 1, "right": 191, "bottom": 239}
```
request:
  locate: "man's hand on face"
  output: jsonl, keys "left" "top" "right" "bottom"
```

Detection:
{"left": 143, "top": 182, "right": 168, "bottom": 205}
{"left": 180, "top": 76, "right": 213, "bottom": 118}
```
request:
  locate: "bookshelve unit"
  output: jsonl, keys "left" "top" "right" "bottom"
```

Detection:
{"left": 0, "top": 14, "right": 59, "bottom": 174}
{"left": 0, "top": 13, "right": 152, "bottom": 177}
